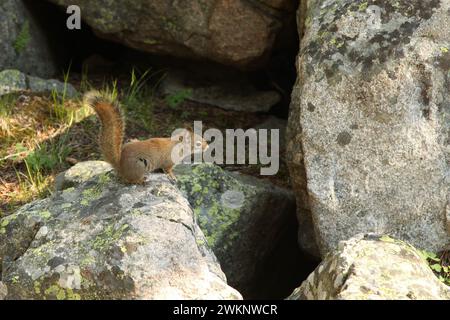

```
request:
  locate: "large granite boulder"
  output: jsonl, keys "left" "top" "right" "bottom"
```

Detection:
{"left": 286, "top": 0, "right": 450, "bottom": 257}
{"left": 47, "top": 0, "right": 297, "bottom": 69}
{"left": 0, "top": 166, "right": 241, "bottom": 299}
{"left": 288, "top": 234, "right": 450, "bottom": 300}
{"left": 174, "top": 163, "right": 305, "bottom": 298}
{"left": 0, "top": 0, "right": 57, "bottom": 78}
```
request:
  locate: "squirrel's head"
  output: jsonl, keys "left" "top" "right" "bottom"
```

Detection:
{"left": 178, "top": 126, "right": 209, "bottom": 152}
{"left": 170, "top": 127, "right": 208, "bottom": 164}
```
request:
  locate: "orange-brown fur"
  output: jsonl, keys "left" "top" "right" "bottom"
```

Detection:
{"left": 84, "top": 90, "right": 208, "bottom": 184}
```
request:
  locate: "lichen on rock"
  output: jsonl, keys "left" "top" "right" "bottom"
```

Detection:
{"left": 174, "top": 163, "right": 298, "bottom": 297}
{"left": 287, "top": 0, "right": 450, "bottom": 257}
{"left": 288, "top": 234, "right": 450, "bottom": 300}
{"left": 0, "top": 165, "right": 241, "bottom": 300}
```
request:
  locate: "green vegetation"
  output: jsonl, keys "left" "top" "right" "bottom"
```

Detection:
{"left": 419, "top": 250, "right": 450, "bottom": 286}
{"left": 51, "top": 69, "right": 72, "bottom": 124}
{"left": 166, "top": 88, "right": 192, "bottom": 109}
{"left": 12, "top": 135, "right": 73, "bottom": 200}
{"left": 102, "top": 78, "right": 119, "bottom": 101}
{"left": 0, "top": 94, "right": 17, "bottom": 136}
{"left": 123, "top": 69, "right": 150, "bottom": 107}
{"left": 13, "top": 21, "right": 31, "bottom": 54}
{"left": 120, "top": 68, "right": 155, "bottom": 132}
{"left": 24, "top": 138, "right": 71, "bottom": 177}
{"left": 80, "top": 65, "right": 92, "bottom": 92}
{"left": 358, "top": 2, "right": 368, "bottom": 12}
{"left": 0, "top": 94, "right": 14, "bottom": 117}
{"left": 51, "top": 65, "right": 90, "bottom": 125}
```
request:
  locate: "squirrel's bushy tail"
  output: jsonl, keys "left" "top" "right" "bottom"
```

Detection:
{"left": 84, "top": 90, "right": 124, "bottom": 170}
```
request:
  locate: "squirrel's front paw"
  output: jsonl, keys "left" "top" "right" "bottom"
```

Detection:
{"left": 167, "top": 175, "right": 177, "bottom": 184}
{"left": 164, "top": 172, "right": 177, "bottom": 184}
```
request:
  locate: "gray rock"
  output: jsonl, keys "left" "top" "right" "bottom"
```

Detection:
{"left": 0, "top": 70, "right": 78, "bottom": 98}
{"left": 286, "top": 0, "right": 450, "bottom": 257}
{"left": 288, "top": 234, "right": 450, "bottom": 300}
{"left": 0, "top": 169, "right": 242, "bottom": 299}
{"left": 55, "top": 161, "right": 113, "bottom": 191}
{"left": 0, "top": 69, "right": 27, "bottom": 96}
{"left": 27, "top": 76, "right": 78, "bottom": 99}
{"left": 0, "top": 0, "right": 57, "bottom": 78}
{"left": 46, "top": 0, "right": 296, "bottom": 69}
{"left": 160, "top": 69, "right": 281, "bottom": 112}
{"left": 174, "top": 163, "right": 297, "bottom": 297}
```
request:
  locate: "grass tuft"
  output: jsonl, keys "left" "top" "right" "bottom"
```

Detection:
{"left": 166, "top": 88, "right": 192, "bottom": 109}
{"left": 116, "top": 68, "right": 156, "bottom": 133}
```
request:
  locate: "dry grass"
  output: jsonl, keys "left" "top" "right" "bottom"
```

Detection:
{"left": 0, "top": 92, "right": 94, "bottom": 216}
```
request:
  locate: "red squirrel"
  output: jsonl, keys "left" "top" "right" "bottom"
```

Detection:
{"left": 84, "top": 90, "right": 208, "bottom": 183}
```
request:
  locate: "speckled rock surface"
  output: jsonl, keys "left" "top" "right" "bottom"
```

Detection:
{"left": 0, "top": 0, "right": 57, "bottom": 78}
{"left": 0, "top": 69, "right": 27, "bottom": 96}
{"left": 286, "top": 0, "right": 450, "bottom": 257}
{"left": 27, "top": 76, "right": 78, "bottom": 98}
{"left": 55, "top": 161, "right": 113, "bottom": 191}
{"left": 288, "top": 234, "right": 450, "bottom": 300}
{"left": 174, "top": 163, "right": 299, "bottom": 298}
{"left": 46, "top": 0, "right": 296, "bottom": 69}
{"left": 0, "top": 69, "right": 78, "bottom": 98}
{"left": 0, "top": 169, "right": 242, "bottom": 300}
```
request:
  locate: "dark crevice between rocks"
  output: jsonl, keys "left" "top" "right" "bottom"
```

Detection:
{"left": 265, "top": 0, "right": 300, "bottom": 119}
{"left": 0, "top": 218, "right": 42, "bottom": 278}
{"left": 244, "top": 211, "right": 320, "bottom": 299}
{"left": 25, "top": 0, "right": 132, "bottom": 75}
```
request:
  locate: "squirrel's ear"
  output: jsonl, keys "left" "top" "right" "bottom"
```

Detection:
{"left": 184, "top": 125, "right": 193, "bottom": 132}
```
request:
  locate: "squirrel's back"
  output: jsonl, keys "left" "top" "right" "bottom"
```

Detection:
{"left": 83, "top": 90, "right": 124, "bottom": 170}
